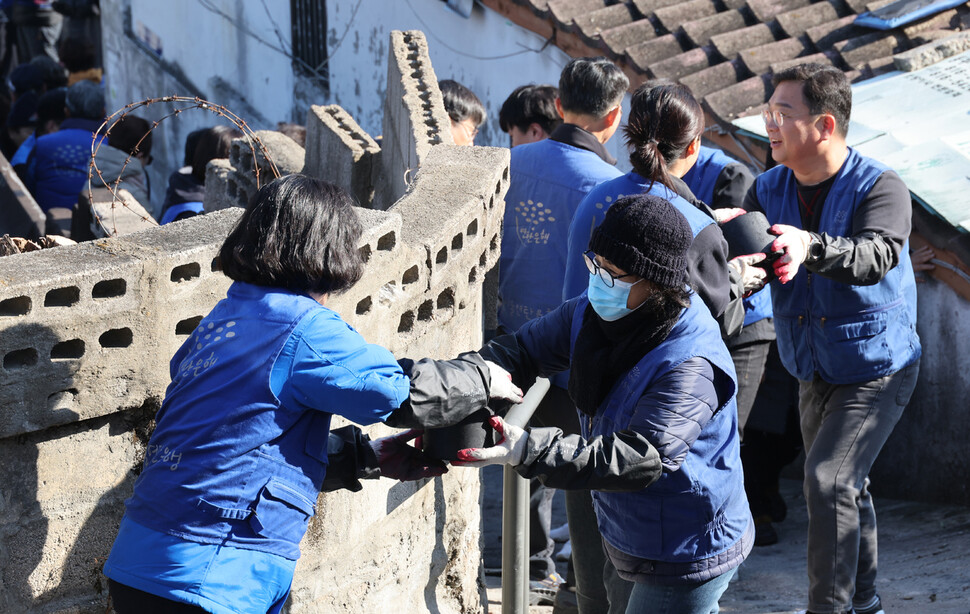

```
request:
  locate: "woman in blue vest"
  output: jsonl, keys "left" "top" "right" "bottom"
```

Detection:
{"left": 102, "top": 175, "right": 522, "bottom": 614}
{"left": 460, "top": 193, "right": 753, "bottom": 614}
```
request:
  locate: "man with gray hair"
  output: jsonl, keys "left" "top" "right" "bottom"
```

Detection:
{"left": 495, "top": 56, "right": 628, "bottom": 609}
{"left": 25, "top": 79, "right": 106, "bottom": 212}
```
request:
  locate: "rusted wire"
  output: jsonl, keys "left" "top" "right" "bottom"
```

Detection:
{"left": 87, "top": 96, "right": 282, "bottom": 237}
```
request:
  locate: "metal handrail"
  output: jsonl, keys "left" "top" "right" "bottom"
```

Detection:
{"left": 500, "top": 377, "right": 551, "bottom": 614}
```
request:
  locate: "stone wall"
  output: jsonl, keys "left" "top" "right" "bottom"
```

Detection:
{"left": 0, "top": 30, "right": 509, "bottom": 613}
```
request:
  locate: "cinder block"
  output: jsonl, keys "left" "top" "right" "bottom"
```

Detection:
{"left": 203, "top": 157, "right": 238, "bottom": 212}
{"left": 305, "top": 105, "right": 381, "bottom": 208}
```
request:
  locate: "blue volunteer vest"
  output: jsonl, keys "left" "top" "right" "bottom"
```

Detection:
{"left": 498, "top": 139, "right": 622, "bottom": 333}
{"left": 124, "top": 285, "right": 336, "bottom": 560}
{"left": 569, "top": 294, "right": 750, "bottom": 563}
{"left": 682, "top": 147, "right": 773, "bottom": 327}
{"left": 756, "top": 148, "right": 920, "bottom": 383}
{"left": 682, "top": 146, "right": 737, "bottom": 206}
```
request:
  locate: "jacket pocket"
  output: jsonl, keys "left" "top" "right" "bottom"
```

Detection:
{"left": 250, "top": 478, "right": 316, "bottom": 542}
{"left": 816, "top": 314, "right": 891, "bottom": 383}
{"left": 773, "top": 316, "right": 812, "bottom": 380}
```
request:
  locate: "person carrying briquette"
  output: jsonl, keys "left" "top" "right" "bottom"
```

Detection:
{"left": 102, "top": 175, "right": 523, "bottom": 614}
{"left": 460, "top": 193, "right": 753, "bottom": 614}
{"left": 743, "top": 62, "right": 920, "bottom": 614}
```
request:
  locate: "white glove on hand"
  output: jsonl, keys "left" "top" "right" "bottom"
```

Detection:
{"left": 452, "top": 416, "right": 529, "bottom": 468}
{"left": 769, "top": 224, "right": 812, "bottom": 284}
{"left": 728, "top": 253, "right": 768, "bottom": 296}
{"left": 712, "top": 207, "right": 746, "bottom": 224}
{"left": 485, "top": 360, "right": 524, "bottom": 404}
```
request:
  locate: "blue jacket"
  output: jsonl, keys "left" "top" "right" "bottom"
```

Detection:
{"left": 26, "top": 117, "right": 104, "bottom": 211}
{"left": 564, "top": 173, "right": 732, "bottom": 323}
{"left": 756, "top": 148, "right": 921, "bottom": 383}
{"left": 123, "top": 282, "right": 411, "bottom": 560}
{"left": 490, "top": 293, "right": 751, "bottom": 582}
{"left": 498, "top": 138, "right": 622, "bottom": 333}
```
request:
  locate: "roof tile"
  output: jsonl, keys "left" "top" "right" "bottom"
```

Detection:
{"left": 654, "top": 0, "right": 718, "bottom": 33}
{"left": 702, "top": 75, "right": 770, "bottom": 123}
{"left": 775, "top": 1, "right": 840, "bottom": 39}
{"left": 625, "top": 33, "right": 684, "bottom": 71}
{"left": 514, "top": 0, "right": 552, "bottom": 16}
{"left": 710, "top": 23, "right": 776, "bottom": 60}
{"left": 738, "top": 36, "right": 809, "bottom": 75}
{"left": 834, "top": 31, "right": 902, "bottom": 70}
{"left": 902, "top": 7, "right": 961, "bottom": 39}
{"left": 630, "top": 0, "right": 684, "bottom": 17}
{"left": 648, "top": 46, "right": 713, "bottom": 80}
{"left": 600, "top": 19, "right": 660, "bottom": 55}
{"left": 547, "top": 0, "right": 614, "bottom": 28}
{"left": 746, "top": 0, "right": 813, "bottom": 24}
{"left": 682, "top": 10, "right": 748, "bottom": 48}
{"left": 680, "top": 59, "right": 745, "bottom": 98}
{"left": 805, "top": 15, "right": 860, "bottom": 50}
{"left": 573, "top": 3, "right": 640, "bottom": 45}
{"left": 769, "top": 50, "right": 836, "bottom": 74}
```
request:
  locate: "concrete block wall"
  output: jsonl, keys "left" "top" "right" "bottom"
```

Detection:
{"left": 0, "top": 150, "right": 44, "bottom": 239}
{"left": 305, "top": 104, "right": 381, "bottom": 208}
{"left": 378, "top": 30, "right": 455, "bottom": 211}
{"left": 0, "top": 29, "right": 510, "bottom": 614}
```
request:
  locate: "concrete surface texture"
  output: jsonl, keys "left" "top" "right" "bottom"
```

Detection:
{"left": 486, "top": 479, "right": 970, "bottom": 614}
{"left": 0, "top": 30, "right": 509, "bottom": 613}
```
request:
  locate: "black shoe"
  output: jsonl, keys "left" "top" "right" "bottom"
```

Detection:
{"left": 754, "top": 515, "right": 779, "bottom": 546}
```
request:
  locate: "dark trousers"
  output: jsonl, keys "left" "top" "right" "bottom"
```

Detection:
{"left": 108, "top": 579, "right": 208, "bottom": 614}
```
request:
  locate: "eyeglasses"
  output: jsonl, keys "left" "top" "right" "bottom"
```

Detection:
{"left": 584, "top": 251, "right": 638, "bottom": 288}
{"left": 761, "top": 108, "right": 822, "bottom": 127}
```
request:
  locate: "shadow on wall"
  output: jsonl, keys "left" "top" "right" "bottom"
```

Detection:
{"left": 0, "top": 322, "right": 157, "bottom": 612}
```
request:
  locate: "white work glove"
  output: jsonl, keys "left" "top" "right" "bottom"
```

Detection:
{"left": 728, "top": 253, "right": 768, "bottom": 296}
{"left": 485, "top": 360, "right": 524, "bottom": 404}
{"left": 769, "top": 224, "right": 813, "bottom": 284}
{"left": 369, "top": 429, "right": 448, "bottom": 481}
{"left": 452, "top": 416, "right": 529, "bottom": 468}
{"left": 712, "top": 207, "right": 746, "bottom": 224}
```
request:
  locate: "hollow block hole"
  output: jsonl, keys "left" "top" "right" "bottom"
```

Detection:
{"left": 436, "top": 247, "right": 448, "bottom": 265}
{"left": 418, "top": 300, "right": 433, "bottom": 321}
{"left": 45, "top": 286, "right": 80, "bottom": 307}
{"left": 176, "top": 316, "right": 204, "bottom": 336}
{"left": 92, "top": 278, "right": 126, "bottom": 299}
{"left": 398, "top": 311, "right": 415, "bottom": 333}
{"left": 436, "top": 288, "right": 455, "bottom": 311}
{"left": 377, "top": 232, "right": 396, "bottom": 251}
{"left": 211, "top": 257, "right": 222, "bottom": 272}
{"left": 480, "top": 252, "right": 487, "bottom": 267}
{"left": 0, "top": 296, "right": 31, "bottom": 317}
{"left": 467, "top": 219, "right": 478, "bottom": 236}
{"left": 51, "top": 339, "right": 85, "bottom": 360}
{"left": 48, "top": 388, "right": 79, "bottom": 411}
{"left": 99, "top": 328, "right": 133, "bottom": 348}
{"left": 490, "top": 235, "right": 499, "bottom": 252}
{"left": 171, "top": 262, "right": 201, "bottom": 283}
{"left": 402, "top": 265, "right": 419, "bottom": 285}
{"left": 356, "top": 296, "right": 372, "bottom": 315}
{"left": 4, "top": 347, "right": 38, "bottom": 369}
{"left": 359, "top": 245, "right": 372, "bottom": 263}
{"left": 469, "top": 267, "right": 477, "bottom": 283}
{"left": 452, "top": 233, "right": 463, "bottom": 251}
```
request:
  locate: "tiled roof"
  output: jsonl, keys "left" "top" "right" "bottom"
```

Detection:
{"left": 483, "top": 0, "right": 970, "bottom": 127}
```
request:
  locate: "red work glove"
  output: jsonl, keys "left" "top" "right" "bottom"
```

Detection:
{"left": 369, "top": 429, "right": 448, "bottom": 481}
{"left": 769, "top": 224, "right": 812, "bottom": 284}
{"left": 452, "top": 416, "right": 529, "bottom": 468}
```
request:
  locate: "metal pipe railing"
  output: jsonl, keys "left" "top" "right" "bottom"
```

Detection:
{"left": 500, "top": 377, "right": 551, "bottom": 614}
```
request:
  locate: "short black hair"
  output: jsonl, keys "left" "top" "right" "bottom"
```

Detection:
{"left": 183, "top": 128, "right": 207, "bottom": 167}
{"left": 498, "top": 84, "right": 561, "bottom": 136}
{"left": 772, "top": 63, "right": 851, "bottom": 138}
{"left": 219, "top": 174, "right": 364, "bottom": 295}
{"left": 108, "top": 115, "right": 152, "bottom": 157}
{"left": 59, "top": 37, "right": 97, "bottom": 74}
{"left": 439, "top": 79, "right": 486, "bottom": 127}
{"left": 558, "top": 57, "right": 629, "bottom": 118}
{"left": 36, "top": 87, "right": 67, "bottom": 129}
{"left": 192, "top": 125, "right": 243, "bottom": 182}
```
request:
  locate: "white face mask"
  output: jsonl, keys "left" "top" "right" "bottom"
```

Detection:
{"left": 587, "top": 272, "right": 643, "bottom": 321}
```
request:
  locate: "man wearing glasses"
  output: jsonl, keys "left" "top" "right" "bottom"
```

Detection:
{"left": 742, "top": 63, "right": 920, "bottom": 614}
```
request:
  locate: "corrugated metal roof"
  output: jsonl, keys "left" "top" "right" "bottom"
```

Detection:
{"left": 733, "top": 49, "right": 970, "bottom": 232}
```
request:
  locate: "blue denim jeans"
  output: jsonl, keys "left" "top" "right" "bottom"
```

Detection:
{"left": 623, "top": 568, "right": 736, "bottom": 614}
{"left": 799, "top": 360, "right": 920, "bottom": 613}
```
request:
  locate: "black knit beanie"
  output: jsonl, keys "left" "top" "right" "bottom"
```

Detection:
{"left": 588, "top": 193, "right": 691, "bottom": 288}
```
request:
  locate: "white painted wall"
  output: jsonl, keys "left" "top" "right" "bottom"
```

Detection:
{"left": 327, "top": 0, "right": 631, "bottom": 168}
